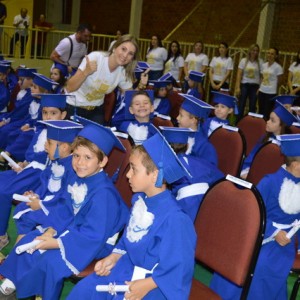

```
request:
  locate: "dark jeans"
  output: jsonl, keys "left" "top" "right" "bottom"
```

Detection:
{"left": 237, "top": 83, "right": 259, "bottom": 120}
{"left": 148, "top": 70, "right": 163, "bottom": 81}
{"left": 66, "top": 104, "right": 105, "bottom": 125}
{"left": 10, "top": 33, "right": 28, "bottom": 57}
{"left": 258, "top": 91, "right": 276, "bottom": 119}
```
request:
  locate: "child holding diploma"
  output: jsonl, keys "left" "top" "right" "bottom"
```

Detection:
{"left": 210, "top": 134, "right": 300, "bottom": 300}
{"left": 0, "top": 122, "right": 129, "bottom": 299}
{"left": 67, "top": 132, "right": 196, "bottom": 300}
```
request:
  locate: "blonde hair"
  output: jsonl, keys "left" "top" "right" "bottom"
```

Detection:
{"left": 109, "top": 34, "right": 139, "bottom": 82}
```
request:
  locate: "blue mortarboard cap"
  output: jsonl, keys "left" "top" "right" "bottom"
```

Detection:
{"left": 53, "top": 62, "right": 69, "bottom": 78}
{"left": 38, "top": 120, "right": 83, "bottom": 143}
{"left": 1, "top": 60, "right": 12, "bottom": 66}
{"left": 33, "top": 73, "right": 59, "bottom": 92}
{"left": 211, "top": 91, "right": 239, "bottom": 114}
{"left": 277, "top": 134, "right": 300, "bottom": 156}
{"left": 158, "top": 72, "right": 177, "bottom": 84}
{"left": 273, "top": 95, "right": 298, "bottom": 106}
{"left": 179, "top": 93, "right": 214, "bottom": 118}
{"left": 150, "top": 80, "right": 171, "bottom": 88}
{"left": 159, "top": 126, "right": 196, "bottom": 144}
{"left": 134, "top": 67, "right": 144, "bottom": 80}
{"left": 188, "top": 70, "right": 205, "bottom": 83}
{"left": 40, "top": 94, "right": 68, "bottom": 109}
{"left": 137, "top": 61, "right": 150, "bottom": 71}
{"left": 17, "top": 68, "right": 37, "bottom": 78}
{"left": 0, "top": 64, "right": 10, "bottom": 74}
{"left": 142, "top": 132, "right": 191, "bottom": 187}
{"left": 74, "top": 115, "right": 125, "bottom": 155}
{"left": 273, "top": 101, "right": 297, "bottom": 126}
{"left": 124, "top": 89, "right": 154, "bottom": 120}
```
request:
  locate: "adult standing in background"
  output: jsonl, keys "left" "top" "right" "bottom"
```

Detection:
{"left": 146, "top": 34, "right": 167, "bottom": 80}
{"left": 0, "top": 0, "right": 7, "bottom": 52}
{"left": 235, "top": 44, "right": 263, "bottom": 120}
{"left": 9, "top": 8, "right": 30, "bottom": 58}
{"left": 258, "top": 47, "right": 283, "bottom": 119}
{"left": 65, "top": 34, "right": 148, "bottom": 124}
{"left": 108, "top": 29, "right": 122, "bottom": 51}
{"left": 33, "top": 14, "right": 53, "bottom": 58}
{"left": 184, "top": 40, "right": 209, "bottom": 95}
{"left": 287, "top": 50, "right": 300, "bottom": 104}
{"left": 50, "top": 23, "right": 92, "bottom": 75}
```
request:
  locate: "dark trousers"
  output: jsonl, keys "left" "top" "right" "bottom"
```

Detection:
{"left": 10, "top": 32, "right": 28, "bottom": 57}
{"left": 258, "top": 91, "right": 276, "bottom": 119}
{"left": 66, "top": 104, "right": 105, "bottom": 125}
{"left": 237, "top": 83, "right": 259, "bottom": 120}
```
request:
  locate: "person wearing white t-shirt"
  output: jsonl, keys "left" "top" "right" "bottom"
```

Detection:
{"left": 235, "top": 44, "right": 263, "bottom": 120}
{"left": 258, "top": 47, "right": 283, "bottom": 119}
{"left": 209, "top": 42, "right": 233, "bottom": 97}
{"left": 50, "top": 24, "right": 92, "bottom": 75}
{"left": 288, "top": 51, "right": 300, "bottom": 102}
{"left": 163, "top": 40, "right": 184, "bottom": 84}
{"left": 184, "top": 40, "right": 209, "bottom": 95}
{"left": 108, "top": 30, "right": 122, "bottom": 51}
{"left": 146, "top": 35, "right": 167, "bottom": 80}
{"left": 66, "top": 34, "right": 148, "bottom": 124}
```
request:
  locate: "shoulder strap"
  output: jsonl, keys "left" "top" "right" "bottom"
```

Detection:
{"left": 67, "top": 36, "right": 73, "bottom": 64}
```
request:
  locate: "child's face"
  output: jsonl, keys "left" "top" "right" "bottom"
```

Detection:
{"left": 177, "top": 108, "right": 197, "bottom": 129}
{"left": 129, "top": 95, "right": 154, "bottom": 121}
{"left": 187, "top": 79, "right": 195, "bottom": 88}
{"left": 50, "top": 68, "right": 61, "bottom": 82}
{"left": 42, "top": 107, "right": 67, "bottom": 121}
{"left": 157, "top": 87, "right": 167, "bottom": 98}
{"left": 266, "top": 112, "right": 281, "bottom": 135}
{"left": 45, "top": 139, "right": 60, "bottom": 160}
{"left": 0, "top": 72, "right": 6, "bottom": 81}
{"left": 72, "top": 145, "right": 106, "bottom": 178}
{"left": 31, "top": 83, "right": 41, "bottom": 94}
{"left": 214, "top": 103, "right": 232, "bottom": 120}
{"left": 126, "top": 151, "right": 157, "bottom": 196}
{"left": 20, "top": 77, "right": 33, "bottom": 89}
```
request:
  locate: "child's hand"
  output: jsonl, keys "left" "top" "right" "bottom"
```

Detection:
{"left": 140, "top": 68, "right": 150, "bottom": 86}
{"left": 21, "top": 124, "right": 30, "bottom": 131}
{"left": 83, "top": 55, "right": 97, "bottom": 77}
{"left": 94, "top": 253, "right": 121, "bottom": 276}
{"left": 35, "top": 235, "right": 59, "bottom": 250}
{"left": 275, "top": 230, "right": 291, "bottom": 246}
{"left": 124, "top": 278, "right": 157, "bottom": 300}
{"left": 12, "top": 162, "right": 23, "bottom": 173}
{"left": 26, "top": 194, "right": 41, "bottom": 210}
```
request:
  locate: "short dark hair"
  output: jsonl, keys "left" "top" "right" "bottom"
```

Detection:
{"left": 77, "top": 23, "right": 92, "bottom": 33}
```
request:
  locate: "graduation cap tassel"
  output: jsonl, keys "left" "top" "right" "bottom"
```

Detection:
{"left": 155, "top": 161, "right": 164, "bottom": 188}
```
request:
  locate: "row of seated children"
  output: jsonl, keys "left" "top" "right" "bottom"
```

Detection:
{"left": 0, "top": 116, "right": 204, "bottom": 299}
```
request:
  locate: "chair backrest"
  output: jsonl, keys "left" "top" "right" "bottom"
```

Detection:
{"left": 167, "top": 90, "right": 184, "bottom": 121}
{"left": 290, "top": 125, "right": 300, "bottom": 134}
{"left": 246, "top": 141, "right": 285, "bottom": 186}
{"left": 152, "top": 116, "right": 174, "bottom": 128}
{"left": 194, "top": 175, "right": 265, "bottom": 299}
{"left": 103, "top": 92, "right": 116, "bottom": 124}
{"left": 236, "top": 114, "right": 266, "bottom": 156}
{"left": 208, "top": 125, "right": 246, "bottom": 177}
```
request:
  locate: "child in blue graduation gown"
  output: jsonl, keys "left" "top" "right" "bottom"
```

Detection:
{"left": 202, "top": 91, "right": 238, "bottom": 137}
{"left": 13, "top": 120, "right": 83, "bottom": 238}
{"left": 210, "top": 134, "right": 300, "bottom": 300}
{"left": 118, "top": 90, "right": 158, "bottom": 145}
{"left": 160, "top": 126, "right": 224, "bottom": 222}
{"left": 186, "top": 70, "right": 205, "bottom": 99}
{"left": 240, "top": 101, "right": 297, "bottom": 179}
{"left": 0, "top": 64, "right": 11, "bottom": 113}
{"left": 66, "top": 132, "right": 196, "bottom": 300}
{"left": 0, "top": 122, "right": 129, "bottom": 299}
{"left": 0, "top": 93, "right": 67, "bottom": 251}
{"left": 151, "top": 80, "right": 171, "bottom": 116}
{"left": 177, "top": 93, "right": 218, "bottom": 166}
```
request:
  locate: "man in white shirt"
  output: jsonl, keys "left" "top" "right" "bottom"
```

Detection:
{"left": 9, "top": 8, "right": 30, "bottom": 58}
{"left": 50, "top": 23, "right": 92, "bottom": 75}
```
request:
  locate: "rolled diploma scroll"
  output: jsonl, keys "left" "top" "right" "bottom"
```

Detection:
{"left": 96, "top": 283, "right": 129, "bottom": 295}
{"left": 0, "top": 151, "right": 20, "bottom": 169}
{"left": 12, "top": 193, "right": 31, "bottom": 202}
{"left": 16, "top": 240, "right": 41, "bottom": 254}
{"left": 286, "top": 223, "right": 300, "bottom": 239}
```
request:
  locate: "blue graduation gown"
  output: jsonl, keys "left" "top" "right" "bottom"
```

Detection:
{"left": 118, "top": 120, "right": 157, "bottom": 145}
{"left": 0, "top": 170, "right": 129, "bottom": 300}
{"left": 67, "top": 190, "right": 196, "bottom": 300}
{"left": 0, "top": 125, "right": 49, "bottom": 235}
{"left": 202, "top": 116, "right": 229, "bottom": 137}
{"left": 153, "top": 97, "right": 171, "bottom": 116}
{"left": 210, "top": 166, "right": 300, "bottom": 300}
{"left": 187, "top": 88, "right": 201, "bottom": 99}
{"left": 191, "top": 129, "right": 218, "bottom": 166}
{"left": 172, "top": 154, "right": 224, "bottom": 221}
{"left": 13, "top": 155, "right": 75, "bottom": 235}
{"left": 0, "top": 81, "right": 10, "bottom": 112}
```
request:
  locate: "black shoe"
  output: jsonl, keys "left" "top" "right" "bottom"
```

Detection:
{"left": 0, "top": 161, "right": 9, "bottom": 171}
